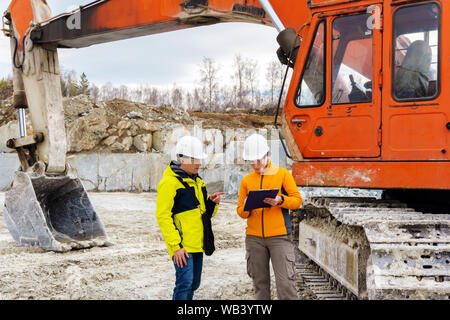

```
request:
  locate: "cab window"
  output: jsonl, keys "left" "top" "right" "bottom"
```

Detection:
{"left": 332, "top": 14, "right": 373, "bottom": 104}
{"left": 393, "top": 3, "right": 440, "bottom": 101}
{"left": 295, "top": 21, "right": 325, "bottom": 107}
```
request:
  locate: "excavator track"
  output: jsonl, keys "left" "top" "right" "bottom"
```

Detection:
{"left": 291, "top": 197, "right": 450, "bottom": 300}
{"left": 295, "top": 259, "right": 357, "bottom": 300}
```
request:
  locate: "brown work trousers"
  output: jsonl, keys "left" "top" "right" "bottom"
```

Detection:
{"left": 245, "top": 235, "right": 298, "bottom": 300}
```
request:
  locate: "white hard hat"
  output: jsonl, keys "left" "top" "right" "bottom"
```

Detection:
{"left": 243, "top": 134, "right": 270, "bottom": 161}
{"left": 175, "top": 135, "right": 208, "bottom": 160}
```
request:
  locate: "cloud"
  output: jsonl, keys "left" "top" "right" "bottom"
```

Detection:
{"left": 0, "top": 0, "right": 280, "bottom": 87}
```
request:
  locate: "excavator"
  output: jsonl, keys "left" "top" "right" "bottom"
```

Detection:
{"left": 2, "top": 0, "right": 449, "bottom": 299}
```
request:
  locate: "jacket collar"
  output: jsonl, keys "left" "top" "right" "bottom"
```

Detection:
{"left": 168, "top": 161, "right": 199, "bottom": 180}
{"left": 254, "top": 160, "right": 278, "bottom": 176}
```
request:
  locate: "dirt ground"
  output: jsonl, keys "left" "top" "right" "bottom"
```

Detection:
{"left": 0, "top": 192, "right": 310, "bottom": 300}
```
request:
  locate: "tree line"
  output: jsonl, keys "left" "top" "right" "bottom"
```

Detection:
{"left": 60, "top": 54, "right": 290, "bottom": 112}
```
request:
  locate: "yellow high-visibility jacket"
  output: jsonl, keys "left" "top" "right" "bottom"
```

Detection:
{"left": 156, "top": 162, "right": 219, "bottom": 258}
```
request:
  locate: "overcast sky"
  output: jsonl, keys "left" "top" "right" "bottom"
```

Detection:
{"left": 0, "top": 0, "right": 280, "bottom": 89}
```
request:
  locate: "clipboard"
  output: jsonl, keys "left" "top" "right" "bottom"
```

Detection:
{"left": 244, "top": 189, "right": 279, "bottom": 212}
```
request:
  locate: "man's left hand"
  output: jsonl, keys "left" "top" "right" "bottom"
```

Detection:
{"left": 210, "top": 192, "right": 225, "bottom": 204}
{"left": 264, "top": 196, "right": 282, "bottom": 206}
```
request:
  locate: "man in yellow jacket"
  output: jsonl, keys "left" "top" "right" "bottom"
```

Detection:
{"left": 237, "top": 133, "right": 302, "bottom": 300}
{"left": 156, "top": 135, "right": 224, "bottom": 300}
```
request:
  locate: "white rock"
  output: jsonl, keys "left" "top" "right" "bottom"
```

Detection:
{"left": 201, "top": 129, "right": 223, "bottom": 156}
{"left": 127, "top": 111, "right": 143, "bottom": 119}
{"left": 102, "top": 136, "right": 118, "bottom": 146}
{"left": 133, "top": 134, "right": 152, "bottom": 152}
{"left": 135, "top": 120, "right": 160, "bottom": 132}
{"left": 152, "top": 124, "right": 191, "bottom": 156}
{"left": 117, "top": 120, "right": 131, "bottom": 136}
{"left": 121, "top": 137, "right": 133, "bottom": 151}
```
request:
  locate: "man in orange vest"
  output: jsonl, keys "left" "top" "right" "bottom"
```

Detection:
{"left": 237, "top": 133, "right": 302, "bottom": 300}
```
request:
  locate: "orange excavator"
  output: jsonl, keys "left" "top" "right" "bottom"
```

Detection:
{"left": 2, "top": 0, "right": 449, "bottom": 299}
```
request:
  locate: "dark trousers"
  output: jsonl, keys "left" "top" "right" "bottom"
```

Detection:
{"left": 172, "top": 252, "right": 203, "bottom": 300}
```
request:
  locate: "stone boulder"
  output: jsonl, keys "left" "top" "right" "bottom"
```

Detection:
{"left": 135, "top": 119, "right": 160, "bottom": 132}
{"left": 152, "top": 124, "right": 191, "bottom": 156}
{"left": 117, "top": 120, "right": 132, "bottom": 136}
{"left": 101, "top": 136, "right": 118, "bottom": 146}
{"left": 66, "top": 108, "right": 109, "bottom": 153}
{"left": 133, "top": 134, "right": 152, "bottom": 152}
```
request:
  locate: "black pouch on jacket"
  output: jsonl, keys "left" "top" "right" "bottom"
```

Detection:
{"left": 201, "top": 211, "right": 215, "bottom": 256}
{"left": 175, "top": 176, "right": 215, "bottom": 256}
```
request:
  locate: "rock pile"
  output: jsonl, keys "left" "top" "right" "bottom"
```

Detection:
{"left": 63, "top": 95, "right": 193, "bottom": 153}
{"left": 1, "top": 95, "right": 276, "bottom": 155}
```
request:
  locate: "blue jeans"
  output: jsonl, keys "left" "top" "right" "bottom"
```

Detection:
{"left": 172, "top": 252, "right": 203, "bottom": 300}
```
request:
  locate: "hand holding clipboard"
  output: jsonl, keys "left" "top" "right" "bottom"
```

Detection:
{"left": 244, "top": 189, "right": 279, "bottom": 212}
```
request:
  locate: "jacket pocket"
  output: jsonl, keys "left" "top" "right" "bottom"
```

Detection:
{"left": 286, "top": 253, "right": 295, "bottom": 280}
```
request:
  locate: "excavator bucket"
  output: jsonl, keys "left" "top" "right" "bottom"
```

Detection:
{"left": 3, "top": 168, "right": 112, "bottom": 252}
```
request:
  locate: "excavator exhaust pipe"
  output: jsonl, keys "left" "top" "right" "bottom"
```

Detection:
{"left": 3, "top": 162, "right": 112, "bottom": 252}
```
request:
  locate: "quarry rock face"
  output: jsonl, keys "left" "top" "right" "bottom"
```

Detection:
{"left": 1, "top": 95, "right": 276, "bottom": 156}
{"left": 0, "top": 95, "right": 285, "bottom": 195}
{"left": 66, "top": 108, "right": 109, "bottom": 152}
{"left": 66, "top": 153, "right": 171, "bottom": 192}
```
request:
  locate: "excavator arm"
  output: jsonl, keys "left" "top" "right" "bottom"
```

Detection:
{"left": 2, "top": 0, "right": 309, "bottom": 252}
{"left": 10, "top": 0, "right": 309, "bottom": 49}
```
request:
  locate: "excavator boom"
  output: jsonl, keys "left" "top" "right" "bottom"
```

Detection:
{"left": 10, "top": 0, "right": 309, "bottom": 49}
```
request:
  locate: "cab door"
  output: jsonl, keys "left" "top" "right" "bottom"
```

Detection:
{"left": 382, "top": 1, "right": 449, "bottom": 161}
{"left": 283, "top": 7, "right": 382, "bottom": 159}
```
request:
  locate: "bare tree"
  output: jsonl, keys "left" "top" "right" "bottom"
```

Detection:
{"left": 99, "top": 82, "right": 112, "bottom": 101}
{"left": 192, "top": 88, "right": 203, "bottom": 111}
{"left": 266, "top": 60, "right": 281, "bottom": 106}
{"left": 171, "top": 84, "right": 183, "bottom": 110}
{"left": 219, "top": 84, "right": 234, "bottom": 111}
{"left": 159, "top": 88, "right": 171, "bottom": 106}
{"left": 232, "top": 54, "right": 246, "bottom": 108}
{"left": 199, "top": 57, "right": 220, "bottom": 112}
{"left": 90, "top": 83, "right": 100, "bottom": 101}
{"left": 143, "top": 87, "right": 159, "bottom": 105}
{"left": 119, "top": 85, "right": 129, "bottom": 100}
{"left": 130, "top": 85, "right": 143, "bottom": 102}
{"left": 60, "top": 69, "right": 79, "bottom": 97}
{"left": 185, "top": 91, "right": 193, "bottom": 111}
{"left": 244, "top": 58, "right": 259, "bottom": 107}
{"left": 277, "top": 61, "right": 291, "bottom": 107}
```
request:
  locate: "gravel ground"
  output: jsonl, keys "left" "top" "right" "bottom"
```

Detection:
{"left": 0, "top": 192, "right": 313, "bottom": 300}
